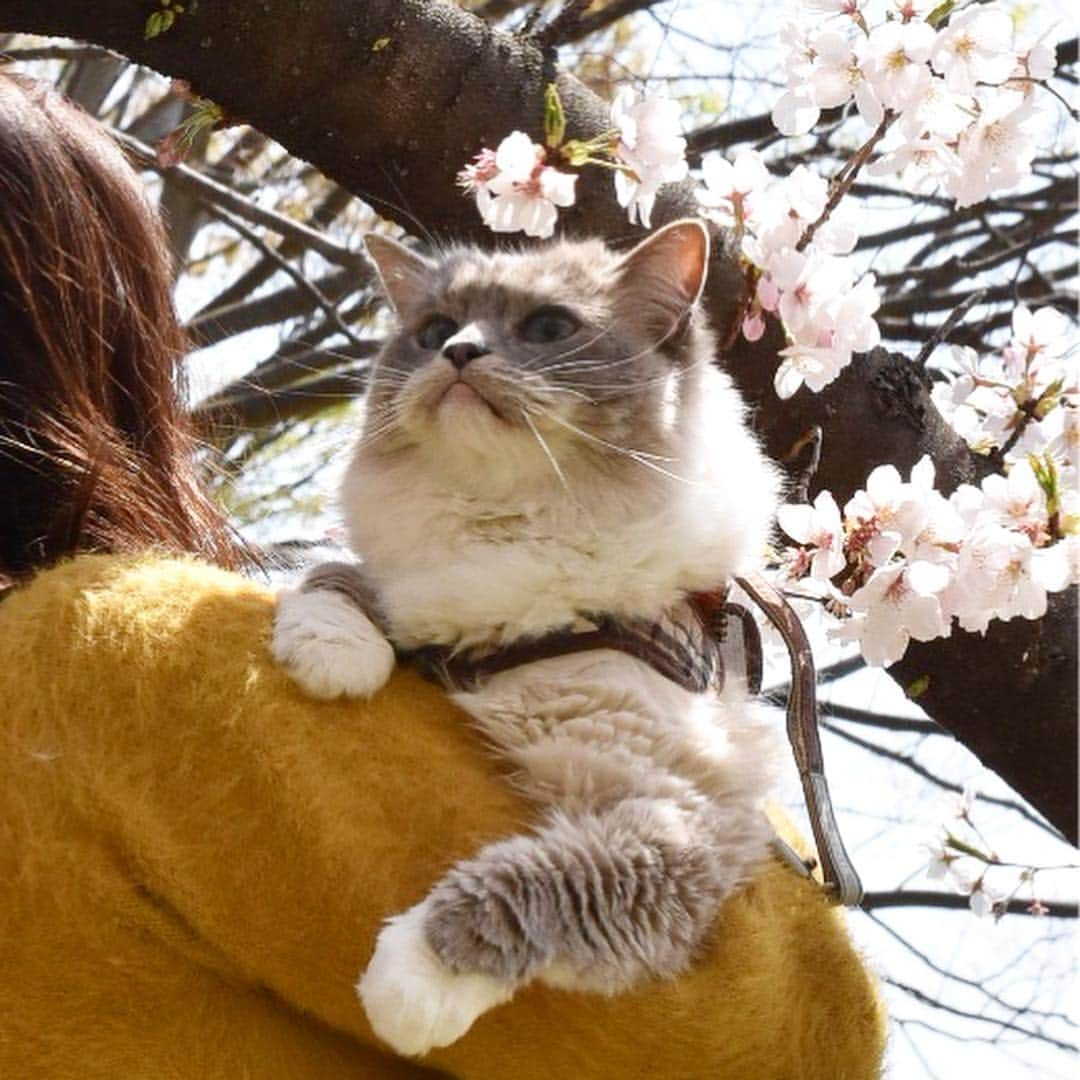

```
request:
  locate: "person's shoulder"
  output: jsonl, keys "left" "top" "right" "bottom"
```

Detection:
{"left": 0, "top": 551, "right": 274, "bottom": 655}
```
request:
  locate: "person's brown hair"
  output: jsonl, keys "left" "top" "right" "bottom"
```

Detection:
{"left": 0, "top": 72, "right": 247, "bottom": 577}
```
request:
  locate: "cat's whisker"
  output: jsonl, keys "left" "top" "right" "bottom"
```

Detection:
{"left": 520, "top": 408, "right": 574, "bottom": 500}
{"left": 529, "top": 325, "right": 618, "bottom": 372}
{"left": 527, "top": 406, "right": 700, "bottom": 485}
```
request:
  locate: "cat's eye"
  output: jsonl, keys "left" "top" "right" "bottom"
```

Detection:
{"left": 416, "top": 315, "right": 459, "bottom": 351}
{"left": 519, "top": 306, "right": 580, "bottom": 345}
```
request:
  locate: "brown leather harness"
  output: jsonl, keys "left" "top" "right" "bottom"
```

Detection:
{"left": 403, "top": 589, "right": 762, "bottom": 697}
{"left": 404, "top": 574, "right": 863, "bottom": 908}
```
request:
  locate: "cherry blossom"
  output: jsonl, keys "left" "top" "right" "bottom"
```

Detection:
{"left": 967, "top": 879, "right": 1001, "bottom": 919}
{"left": 949, "top": 92, "right": 1041, "bottom": 208}
{"left": 925, "top": 840, "right": 959, "bottom": 882}
{"left": 778, "top": 433, "right": 1075, "bottom": 665}
{"left": 929, "top": 5, "right": 1016, "bottom": 93}
{"left": 844, "top": 463, "right": 926, "bottom": 567}
{"left": 697, "top": 149, "right": 770, "bottom": 227}
{"left": 1032, "top": 535, "right": 1080, "bottom": 593}
{"left": 858, "top": 20, "right": 936, "bottom": 116}
{"left": 611, "top": 90, "right": 688, "bottom": 228}
{"left": 1004, "top": 304, "right": 1071, "bottom": 370}
{"left": 979, "top": 460, "right": 1049, "bottom": 540}
{"left": 777, "top": 491, "right": 846, "bottom": 581}
{"left": 843, "top": 560, "right": 951, "bottom": 666}
{"left": 459, "top": 131, "right": 577, "bottom": 239}
{"left": 930, "top": 308, "right": 1078, "bottom": 466}
{"left": 948, "top": 523, "right": 1047, "bottom": 633}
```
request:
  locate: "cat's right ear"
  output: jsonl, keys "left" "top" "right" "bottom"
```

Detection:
{"left": 363, "top": 234, "right": 435, "bottom": 314}
{"left": 613, "top": 218, "right": 710, "bottom": 345}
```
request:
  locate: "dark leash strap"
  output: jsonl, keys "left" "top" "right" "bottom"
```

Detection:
{"left": 735, "top": 572, "right": 864, "bottom": 907}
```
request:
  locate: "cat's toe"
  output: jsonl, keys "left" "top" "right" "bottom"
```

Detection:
{"left": 357, "top": 900, "right": 515, "bottom": 1057}
{"left": 271, "top": 588, "right": 395, "bottom": 700}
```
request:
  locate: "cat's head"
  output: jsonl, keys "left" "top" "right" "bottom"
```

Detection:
{"left": 358, "top": 221, "right": 716, "bottom": 488}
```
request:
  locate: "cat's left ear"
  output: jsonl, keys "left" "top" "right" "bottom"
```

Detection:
{"left": 363, "top": 234, "right": 436, "bottom": 314}
{"left": 613, "top": 218, "right": 710, "bottom": 345}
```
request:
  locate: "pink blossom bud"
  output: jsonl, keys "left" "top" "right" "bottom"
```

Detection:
{"left": 756, "top": 274, "right": 780, "bottom": 312}
{"left": 742, "top": 311, "right": 766, "bottom": 342}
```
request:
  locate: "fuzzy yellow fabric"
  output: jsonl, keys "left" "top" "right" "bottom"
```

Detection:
{"left": 0, "top": 554, "right": 886, "bottom": 1079}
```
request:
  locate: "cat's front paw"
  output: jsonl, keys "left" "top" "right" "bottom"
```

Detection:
{"left": 271, "top": 588, "right": 395, "bottom": 700}
{"left": 357, "top": 900, "right": 516, "bottom": 1057}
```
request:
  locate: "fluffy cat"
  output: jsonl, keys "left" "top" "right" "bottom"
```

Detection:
{"left": 271, "top": 219, "right": 782, "bottom": 1057}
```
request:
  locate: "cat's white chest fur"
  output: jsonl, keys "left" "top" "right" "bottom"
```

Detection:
{"left": 342, "top": 366, "right": 776, "bottom": 650}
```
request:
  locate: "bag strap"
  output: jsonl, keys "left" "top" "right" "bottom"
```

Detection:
{"left": 735, "top": 571, "right": 864, "bottom": 907}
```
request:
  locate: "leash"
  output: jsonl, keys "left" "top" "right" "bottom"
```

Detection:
{"left": 735, "top": 572, "right": 864, "bottom": 907}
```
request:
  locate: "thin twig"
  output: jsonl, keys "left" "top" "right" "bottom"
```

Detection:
{"left": 109, "top": 128, "right": 367, "bottom": 270}
{"left": 208, "top": 206, "right": 369, "bottom": 351}
{"left": 534, "top": 0, "right": 595, "bottom": 47}
{"left": 797, "top": 111, "right": 897, "bottom": 253}
{"left": 861, "top": 890, "right": 1077, "bottom": 917}
{"left": 912, "top": 289, "right": 988, "bottom": 369}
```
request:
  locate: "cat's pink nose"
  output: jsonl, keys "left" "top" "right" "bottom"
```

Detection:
{"left": 442, "top": 341, "right": 489, "bottom": 370}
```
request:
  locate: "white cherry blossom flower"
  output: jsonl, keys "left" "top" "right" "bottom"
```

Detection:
{"left": 697, "top": 149, "right": 770, "bottom": 226}
{"left": 947, "top": 524, "right": 1046, "bottom": 633}
{"left": 803, "top": 0, "right": 864, "bottom": 13}
{"left": 774, "top": 343, "right": 850, "bottom": 398}
{"left": 828, "top": 272, "right": 882, "bottom": 353}
{"left": 905, "top": 456, "right": 966, "bottom": 561}
{"left": 929, "top": 5, "right": 1017, "bottom": 93}
{"left": 950, "top": 92, "right": 1041, "bottom": 208}
{"left": 968, "top": 879, "right": 999, "bottom": 918}
{"left": 1018, "top": 31, "right": 1058, "bottom": 82}
{"left": 868, "top": 133, "right": 963, "bottom": 195}
{"left": 846, "top": 560, "right": 951, "bottom": 666}
{"left": 892, "top": 0, "right": 936, "bottom": 19}
{"left": 1004, "top": 304, "right": 1071, "bottom": 370}
{"left": 925, "top": 841, "right": 957, "bottom": 881}
{"left": 858, "top": 20, "right": 936, "bottom": 114}
{"left": 1032, "top": 535, "right": 1080, "bottom": 593}
{"left": 780, "top": 164, "right": 830, "bottom": 225}
{"left": 808, "top": 30, "right": 863, "bottom": 110}
{"left": 777, "top": 490, "right": 847, "bottom": 580}
{"left": 979, "top": 460, "right": 1048, "bottom": 539}
{"left": 611, "top": 91, "right": 688, "bottom": 228}
{"left": 813, "top": 203, "right": 861, "bottom": 255}
{"left": 772, "top": 249, "right": 853, "bottom": 341}
{"left": 467, "top": 131, "right": 577, "bottom": 239}
{"left": 772, "top": 89, "right": 822, "bottom": 137}
{"left": 845, "top": 463, "right": 927, "bottom": 566}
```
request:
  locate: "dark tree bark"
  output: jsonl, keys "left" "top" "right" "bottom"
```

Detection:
{"left": 1, "top": 0, "right": 1074, "bottom": 840}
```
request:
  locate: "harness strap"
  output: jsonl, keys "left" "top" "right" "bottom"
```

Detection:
{"left": 404, "top": 602, "right": 727, "bottom": 695}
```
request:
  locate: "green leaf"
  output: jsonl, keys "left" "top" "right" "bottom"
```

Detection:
{"left": 905, "top": 674, "right": 931, "bottom": 699}
{"left": 145, "top": 9, "right": 175, "bottom": 39}
{"left": 561, "top": 139, "right": 591, "bottom": 166}
{"left": 945, "top": 832, "right": 992, "bottom": 862}
{"left": 372, "top": 36, "right": 391, "bottom": 52}
{"left": 1028, "top": 453, "right": 1060, "bottom": 517}
{"left": 543, "top": 83, "right": 566, "bottom": 149}
{"left": 926, "top": 0, "right": 954, "bottom": 28}
{"left": 1033, "top": 378, "right": 1064, "bottom": 421}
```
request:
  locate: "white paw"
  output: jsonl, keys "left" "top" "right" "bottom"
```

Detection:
{"left": 271, "top": 588, "right": 395, "bottom": 700}
{"left": 357, "top": 900, "right": 516, "bottom": 1057}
